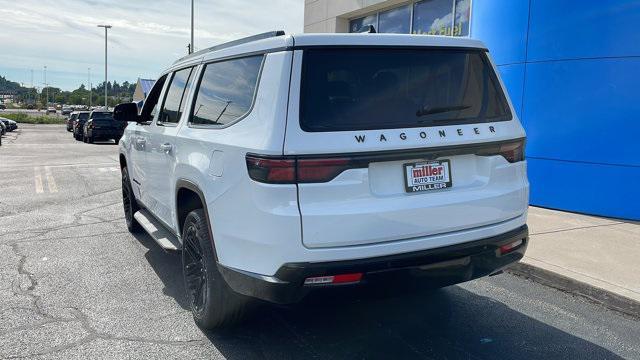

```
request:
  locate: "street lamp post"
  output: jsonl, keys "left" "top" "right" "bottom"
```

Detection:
{"left": 97, "top": 24, "right": 112, "bottom": 108}
{"left": 88, "top": 67, "right": 92, "bottom": 108}
{"left": 43, "top": 65, "right": 48, "bottom": 106}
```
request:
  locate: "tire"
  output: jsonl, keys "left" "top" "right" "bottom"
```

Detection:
{"left": 182, "top": 209, "right": 248, "bottom": 329}
{"left": 121, "top": 167, "right": 142, "bottom": 233}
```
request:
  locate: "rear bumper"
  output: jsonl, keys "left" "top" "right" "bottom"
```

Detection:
{"left": 90, "top": 129, "right": 123, "bottom": 138}
{"left": 218, "top": 224, "right": 529, "bottom": 304}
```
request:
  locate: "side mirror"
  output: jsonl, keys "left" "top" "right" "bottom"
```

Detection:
{"left": 113, "top": 103, "right": 140, "bottom": 123}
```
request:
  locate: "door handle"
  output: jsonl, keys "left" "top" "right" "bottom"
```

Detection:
{"left": 159, "top": 143, "right": 173, "bottom": 153}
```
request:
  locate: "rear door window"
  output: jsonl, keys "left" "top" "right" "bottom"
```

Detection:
{"left": 158, "top": 67, "right": 195, "bottom": 125}
{"left": 300, "top": 48, "right": 512, "bottom": 132}
{"left": 190, "top": 56, "right": 263, "bottom": 127}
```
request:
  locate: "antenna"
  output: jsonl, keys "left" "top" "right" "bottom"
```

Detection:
{"left": 360, "top": 25, "right": 377, "bottom": 33}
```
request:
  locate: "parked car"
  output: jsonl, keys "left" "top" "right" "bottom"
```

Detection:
{"left": 46, "top": 107, "right": 56, "bottom": 114}
{"left": 114, "top": 32, "right": 529, "bottom": 329}
{"left": 83, "top": 110, "right": 123, "bottom": 143}
{"left": 0, "top": 118, "right": 18, "bottom": 132}
{"left": 61, "top": 106, "right": 73, "bottom": 116}
{"left": 67, "top": 112, "right": 79, "bottom": 132}
{"left": 73, "top": 112, "right": 90, "bottom": 141}
{"left": 0, "top": 104, "right": 6, "bottom": 110}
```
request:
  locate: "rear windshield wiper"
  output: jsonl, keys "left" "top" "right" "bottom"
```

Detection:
{"left": 416, "top": 104, "right": 471, "bottom": 118}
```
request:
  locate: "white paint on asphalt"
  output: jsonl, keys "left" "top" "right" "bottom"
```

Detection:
{"left": 34, "top": 167, "right": 44, "bottom": 193}
{"left": 44, "top": 166, "right": 58, "bottom": 193}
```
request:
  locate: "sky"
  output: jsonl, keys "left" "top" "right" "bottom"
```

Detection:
{"left": 0, "top": 0, "right": 304, "bottom": 90}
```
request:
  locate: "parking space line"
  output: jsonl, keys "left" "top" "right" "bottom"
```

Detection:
{"left": 44, "top": 166, "right": 58, "bottom": 193}
{"left": 34, "top": 167, "right": 44, "bottom": 194}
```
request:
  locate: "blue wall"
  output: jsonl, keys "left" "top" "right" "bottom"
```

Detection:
{"left": 471, "top": 0, "right": 640, "bottom": 220}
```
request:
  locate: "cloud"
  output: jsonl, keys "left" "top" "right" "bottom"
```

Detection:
{"left": 0, "top": 0, "right": 303, "bottom": 90}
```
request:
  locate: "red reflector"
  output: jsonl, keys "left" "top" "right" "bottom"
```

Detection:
{"left": 499, "top": 239, "right": 523, "bottom": 255}
{"left": 332, "top": 273, "right": 363, "bottom": 284}
{"left": 304, "top": 272, "right": 363, "bottom": 286}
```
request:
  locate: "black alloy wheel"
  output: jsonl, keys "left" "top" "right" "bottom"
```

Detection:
{"left": 121, "top": 167, "right": 141, "bottom": 233}
{"left": 183, "top": 223, "right": 208, "bottom": 314}
{"left": 181, "top": 209, "right": 249, "bottom": 329}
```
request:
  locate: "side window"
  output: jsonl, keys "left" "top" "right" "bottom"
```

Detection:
{"left": 191, "top": 55, "right": 263, "bottom": 126}
{"left": 140, "top": 75, "right": 168, "bottom": 123}
{"left": 158, "top": 67, "right": 195, "bottom": 125}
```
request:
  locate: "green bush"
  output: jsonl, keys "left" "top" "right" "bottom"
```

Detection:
{"left": 1, "top": 113, "right": 66, "bottom": 124}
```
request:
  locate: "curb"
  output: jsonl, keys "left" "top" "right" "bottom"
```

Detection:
{"left": 507, "top": 262, "right": 640, "bottom": 319}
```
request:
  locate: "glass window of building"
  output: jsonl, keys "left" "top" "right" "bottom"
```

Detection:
{"left": 413, "top": 0, "right": 455, "bottom": 36}
{"left": 349, "top": 14, "right": 377, "bottom": 33}
{"left": 348, "top": 0, "right": 470, "bottom": 37}
{"left": 378, "top": 5, "right": 411, "bottom": 34}
{"left": 454, "top": 0, "right": 471, "bottom": 37}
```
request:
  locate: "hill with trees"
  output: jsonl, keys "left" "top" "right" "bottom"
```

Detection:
{"left": 0, "top": 75, "right": 136, "bottom": 107}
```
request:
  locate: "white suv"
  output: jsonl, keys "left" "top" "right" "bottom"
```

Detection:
{"left": 115, "top": 31, "right": 529, "bottom": 329}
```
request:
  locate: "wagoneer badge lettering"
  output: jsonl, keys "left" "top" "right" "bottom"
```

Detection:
{"left": 354, "top": 125, "right": 498, "bottom": 143}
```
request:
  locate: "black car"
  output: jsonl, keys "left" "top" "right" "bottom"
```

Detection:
{"left": 0, "top": 118, "right": 16, "bottom": 132}
{"left": 83, "top": 111, "right": 124, "bottom": 143}
{"left": 73, "top": 112, "right": 91, "bottom": 141}
{"left": 67, "top": 112, "right": 79, "bottom": 132}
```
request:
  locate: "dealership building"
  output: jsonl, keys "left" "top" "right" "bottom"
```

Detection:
{"left": 304, "top": 0, "right": 639, "bottom": 220}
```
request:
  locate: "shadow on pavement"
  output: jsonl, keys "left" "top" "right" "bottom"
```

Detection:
{"left": 131, "top": 232, "right": 190, "bottom": 310}
{"left": 132, "top": 231, "right": 622, "bottom": 360}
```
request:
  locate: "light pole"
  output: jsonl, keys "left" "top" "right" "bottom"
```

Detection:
{"left": 43, "top": 65, "right": 48, "bottom": 106}
{"left": 97, "top": 24, "right": 112, "bottom": 108}
{"left": 88, "top": 67, "right": 92, "bottom": 108}
{"left": 190, "top": 0, "right": 194, "bottom": 54}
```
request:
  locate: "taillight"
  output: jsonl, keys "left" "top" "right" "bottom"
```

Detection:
{"left": 297, "top": 158, "right": 351, "bottom": 183}
{"left": 478, "top": 139, "right": 525, "bottom": 163}
{"left": 246, "top": 156, "right": 296, "bottom": 184}
{"left": 246, "top": 155, "right": 358, "bottom": 184}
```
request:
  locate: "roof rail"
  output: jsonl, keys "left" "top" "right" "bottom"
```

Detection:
{"left": 174, "top": 30, "right": 286, "bottom": 64}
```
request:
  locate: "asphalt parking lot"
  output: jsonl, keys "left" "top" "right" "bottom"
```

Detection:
{"left": 1, "top": 125, "right": 639, "bottom": 359}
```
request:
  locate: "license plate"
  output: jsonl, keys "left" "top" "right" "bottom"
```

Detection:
{"left": 403, "top": 160, "right": 452, "bottom": 193}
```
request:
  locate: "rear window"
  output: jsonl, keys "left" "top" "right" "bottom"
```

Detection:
{"left": 78, "top": 113, "right": 89, "bottom": 120}
{"left": 300, "top": 48, "right": 512, "bottom": 132}
{"left": 92, "top": 112, "right": 112, "bottom": 120}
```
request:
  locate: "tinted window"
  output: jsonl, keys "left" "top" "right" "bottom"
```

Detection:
{"left": 300, "top": 48, "right": 511, "bottom": 132}
{"left": 378, "top": 5, "right": 411, "bottom": 34}
{"left": 91, "top": 112, "right": 112, "bottom": 120}
{"left": 78, "top": 113, "right": 89, "bottom": 120}
{"left": 158, "top": 67, "right": 194, "bottom": 124}
{"left": 191, "top": 56, "right": 263, "bottom": 126}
